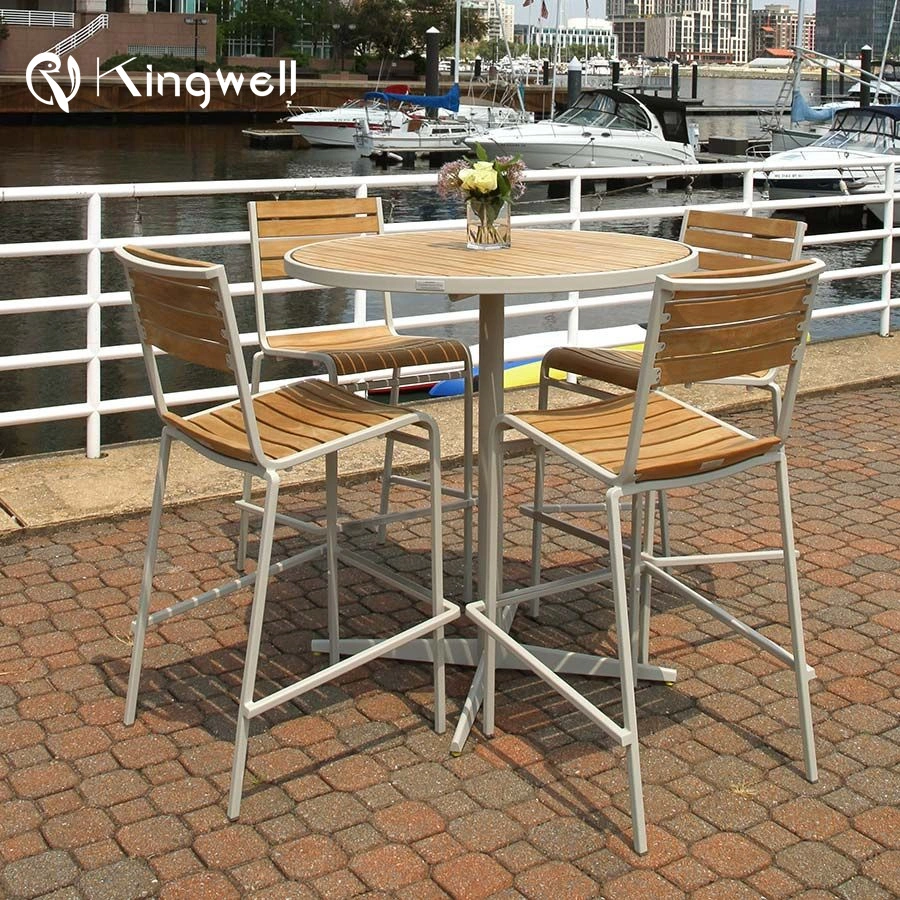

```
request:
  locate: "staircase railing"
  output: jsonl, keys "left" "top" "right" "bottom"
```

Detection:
{"left": 46, "top": 13, "right": 109, "bottom": 58}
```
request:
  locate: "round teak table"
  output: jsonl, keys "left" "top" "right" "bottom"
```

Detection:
{"left": 286, "top": 227, "right": 698, "bottom": 750}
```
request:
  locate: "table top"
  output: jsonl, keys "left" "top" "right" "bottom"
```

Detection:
{"left": 286, "top": 228, "right": 697, "bottom": 296}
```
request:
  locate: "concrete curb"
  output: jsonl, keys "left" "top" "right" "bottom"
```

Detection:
{"left": 1, "top": 334, "right": 897, "bottom": 536}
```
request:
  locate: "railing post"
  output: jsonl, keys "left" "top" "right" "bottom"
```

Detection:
{"left": 881, "top": 161, "right": 895, "bottom": 337}
{"left": 743, "top": 162, "right": 755, "bottom": 214}
{"left": 567, "top": 174, "right": 583, "bottom": 348}
{"left": 86, "top": 193, "right": 102, "bottom": 458}
{"left": 353, "top": 183, "right": 369, "bottom": 325}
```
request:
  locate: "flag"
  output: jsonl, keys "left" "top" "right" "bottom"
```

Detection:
{"left": 540, "top": 0, "right": 549, "bottom": 18}
{"left": 522, "top": 0, "right": 534, "bottom": 6}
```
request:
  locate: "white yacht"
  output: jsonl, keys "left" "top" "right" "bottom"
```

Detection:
{"left": 355, "top": 84, "right": 532, "bottom": 161}
{"left": 761, "top": 105, "right": 900, "bottom": 223}
{"left": 284, "top": 89, "right": 410, "bottom": 148}
{"left": 464, "top": 89, "right": 697, "bottom": 170}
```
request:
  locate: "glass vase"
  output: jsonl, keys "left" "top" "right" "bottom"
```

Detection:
{"left": 466, "top": 198, "right": 511, "bottom": 250}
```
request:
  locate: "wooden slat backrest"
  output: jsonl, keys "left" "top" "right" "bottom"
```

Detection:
{"left": 653, "top": 261, "right": 817, "bottom": 388}
{"left": 121, "top": 246, "right": 232, "bottom": 372}
{"left": 682, "top": 210, "right": 805, "bottom": 272}
{"left": 251, "top": 197, "right": 383, "bottom": 280}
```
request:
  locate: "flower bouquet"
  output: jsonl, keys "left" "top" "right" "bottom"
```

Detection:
{"left": 437, "top": 144, "right": 526, "bottom": 250}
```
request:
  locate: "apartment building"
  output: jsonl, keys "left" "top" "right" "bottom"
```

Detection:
{"left": 607, "top": 0, "right": 752, "bottom": 65}
{"left": 815, "top": 0, "right": 898, "bottom": 59}
{"left": 751, "top": 4, "right": 815, "bottom": 59}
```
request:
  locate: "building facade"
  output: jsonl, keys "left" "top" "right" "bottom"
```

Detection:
{"left": 523, "top": 17, "right": 618, "bottom": 58}
{"left": 608, "top": 0, "right": 752, "bottom": 64}
{"left": 463, "top": 0, "right": 515, "bottom": 43}
{"left": 815, "top": 0, "right": 897, "bottom": 60}
{"left": 750, "top": 4, "right": 815, "bottom": 59}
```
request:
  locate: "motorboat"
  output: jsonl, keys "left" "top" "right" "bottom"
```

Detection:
{"left": 283, "top": 85, "right": 410, "bottom": 148}
{"left": 764, "top": 71, "right": 900, "bottom": 153}
{"left": 761, "top": 105, "right": 900, "bottom": 223}
{"left": 357, "top": 116, "right": 481, "bottom": 161}
{"left": 355, "top": 83, "right": 531, "bottom": 161}
{"left": 464, "top": 88, "right": 698, "bottom": 170}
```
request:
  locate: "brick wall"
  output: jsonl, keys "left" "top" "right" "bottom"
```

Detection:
{"left": 0, "top": 13, "right": 217, "bottom": 74}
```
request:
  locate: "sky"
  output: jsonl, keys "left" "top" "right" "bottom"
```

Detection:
{"left": 515, "top": 1, "right": 812, "bottom": 26}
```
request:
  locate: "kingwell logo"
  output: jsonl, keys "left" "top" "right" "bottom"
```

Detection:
{"left": 26, "top": 54, "right": 299, "bottom": 112}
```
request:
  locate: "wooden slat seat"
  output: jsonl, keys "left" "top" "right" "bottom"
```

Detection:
{"left": 267, "top": 325, "right": 469, "bottom": 377}
{"left": 163, "top": 379, "right": 412, "bottom": 464}
{"left": 516, "top": 392, "right": 780, "bottom": 482}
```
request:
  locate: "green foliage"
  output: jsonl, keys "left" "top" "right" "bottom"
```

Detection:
{"left": 354, "top": 0, "right": 480, "bottom": 64}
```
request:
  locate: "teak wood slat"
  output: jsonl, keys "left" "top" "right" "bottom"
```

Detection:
{"left": 255, "top": 197, "right": 379, "bottom": 219}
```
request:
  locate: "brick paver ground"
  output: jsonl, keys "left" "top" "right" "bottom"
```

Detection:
{"left": 1, "top": 383, "right": 898, "bottom": 899}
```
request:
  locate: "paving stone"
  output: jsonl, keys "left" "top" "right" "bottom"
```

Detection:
{"left": 348, "top": 843, "right": 427, "bottom": 892}
{"left": 79, "top": 858, "right": 159, "bottom": 900}
{"left": 515, "top": 860, "right": 599, "bottom": 899}
{"left": 271, "top": 834, "right": 348, "bottom": 881}
{"left": 432, "top": 851, "right": 514, "bottom": 899}
{"left": 691, "top": 832, "right": 770, "bottom": 878}
{"left": 777, "top": 840, "right": 859, "bottom": 888}
{"left": 862, "top": 850, "right": 900, "bottom": 896}
{"left": 372, "top": 799, "right": 445, "bottom": 843}
{"left": 1, "top": 849, "right": 79, "bottom": 898}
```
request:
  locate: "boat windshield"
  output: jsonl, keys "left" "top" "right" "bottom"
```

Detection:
{"left": 816, "top": 109, "right": 900, "bottom": 152}
{"left": 554, "top": 92, "right": 651, "bottom": 132}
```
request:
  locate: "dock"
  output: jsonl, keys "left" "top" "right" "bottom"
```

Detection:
{"left": 241, "top": 127, "right": 310, "bottom": 149}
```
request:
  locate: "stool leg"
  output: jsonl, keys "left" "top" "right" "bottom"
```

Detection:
{"left": 637, "top": 492, "right": 657, "bottom": 665}
{"left": 608, "top": 487, "right": 647, "bottom": 856}
{"left": 125, "top": 428, "right": 172, "bottom": 725}
{"left": 237, "top": 351, "right": 266, "bottom": 569}
{"left": 529, "top": 368, "right": 552, "bottom": 607}
{"left": 377, "top": 370, "right": 401, "bottom": 544}
{"left": 325, "top": 452, "right": 341, "bottom": 667}
{"left": 657, "top": 491, "right": 671, "bottom": 557}
{"left": 426, "top": 420, "right": 447, "bottom": 733}
{"left": 776, "top": 452, "right": 818, "bottom": 783}
{"left": 227, "top": 471, "right": 280, "bottom": 820}
{"left": 461, "top": 364, "right": 475, "bottom": 604}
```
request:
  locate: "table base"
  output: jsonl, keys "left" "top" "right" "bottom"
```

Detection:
{"left": 309, "top": 636, "right": 677, "bottom": 753}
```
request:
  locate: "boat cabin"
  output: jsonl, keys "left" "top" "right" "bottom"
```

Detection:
{"left": 814, "top": 105, "right": 900, "bottom": 153}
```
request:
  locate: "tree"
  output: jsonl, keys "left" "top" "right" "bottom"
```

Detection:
{"left": 211, "top": 0, "right": 311, "bottom": 57}
{"left": 355, "top": 0, "right": 484, "bottom": 61}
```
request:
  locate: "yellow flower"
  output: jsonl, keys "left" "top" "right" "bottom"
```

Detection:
{"left": 459, "top": 161, "right": 498, "bottom": 194}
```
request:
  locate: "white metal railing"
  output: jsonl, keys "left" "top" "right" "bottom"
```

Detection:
{"left": 46, "top": 13, "right": 108, "bottom": 59}
{"left": 0, "top": 157, "right": 897, "bottom": 459}
{"left": 0, "top": 9, "right": 74, "bottom": 27}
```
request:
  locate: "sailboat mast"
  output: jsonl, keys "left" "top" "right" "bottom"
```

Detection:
{"left": 548, "top": 0, "right": 564, "bottom": 120}
{"left": 454, "top": 0, "right": 461, "bottom": 85}
{"left": 874, "top": 0, "right": 899, "bottom": 97}
{"left": 792, "top": 0, "right": 807, "bottom": 96}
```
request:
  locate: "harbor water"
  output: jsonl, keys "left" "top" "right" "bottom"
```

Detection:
{"left": 0, "top": 77, "right": 887, "bottom": 456}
